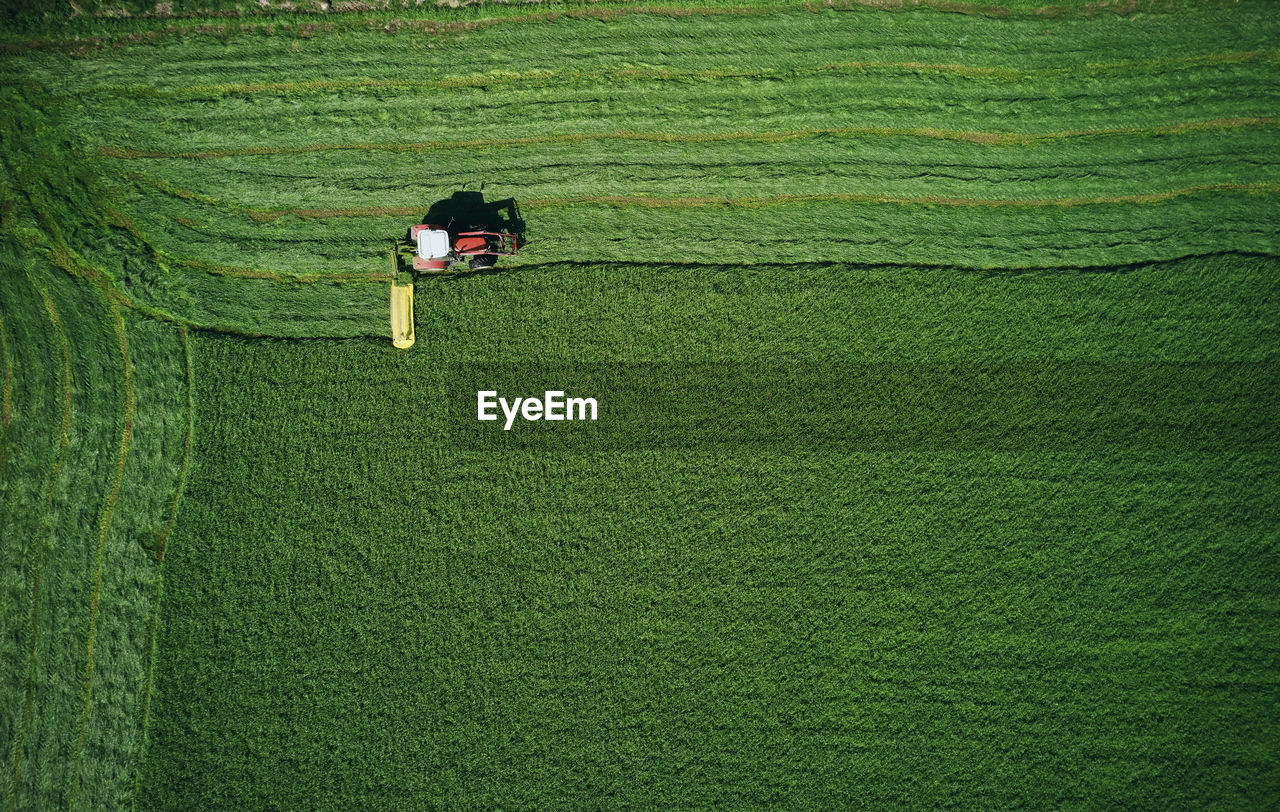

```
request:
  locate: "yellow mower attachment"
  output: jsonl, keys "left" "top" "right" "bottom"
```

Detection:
{"left": 390, "top": 279, "right": 414, "bottom": 349}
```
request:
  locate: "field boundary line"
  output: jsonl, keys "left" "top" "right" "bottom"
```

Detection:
{"left": 129, "top": 326, "right": 193, "bottom": 809}
{"left": 96, "top": 50, "right": 1273, "bottom": 99}
{"left": 6, "top": 283, "right": 73, "bottom": 812}
{"left": 66, "top": 301, "right": 134, "bottom": 812}
{"left": 97, "top": 117, "right": 1278, "bottom": 160}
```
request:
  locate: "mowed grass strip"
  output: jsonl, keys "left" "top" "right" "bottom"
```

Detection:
{"left": 226, "top": 182, "right": 1280, "bottom": 221}
{"left": 66, "top": 299, "right": 133, "bottom": 811}
{"left": 125, "top": 187, "right": 1280, "bottom": 273}
{"left": 2, "top": 267, "right": 130, "bottom": 810}
{"left": 9, "top": 1, "right": 1272, "bottom": 332}
{"left": 68, "top": 9, "right": 1280, "bottom": 154}
{"left": 0, "top": 316, "right": 12, "bottom": 438}
{"left": 132, "top": 326, "right": 195, "bottom": 806}
{"left": 94, "top": 120, "right": 1280, "bottom": 160}
{"left": 10, "top": 0, "right": 1274, "bottom": 74}
{"left": 116, "top": 123, "right": 1280, "bottom": 217}
{"left": 76, "top": 313, "right": 193, "bottom": 809}
{"left": 3, "top": 273, "right": 73, "bottom": 808}
{"left": 1, "top": 257, "right": 204, "bottom": 809}
{"left": 77, "top": 50, "right": 1280, "bottom": 100}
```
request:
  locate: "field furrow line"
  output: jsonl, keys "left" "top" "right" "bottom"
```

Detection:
{"left": 98, "top": 118, "right": 1278, "bottom": 160}
{"left": 65, "top": 301, "right": 133, "bottom": 812}
{"left": 6, "top": 285, "right": 73, "bottom": 812}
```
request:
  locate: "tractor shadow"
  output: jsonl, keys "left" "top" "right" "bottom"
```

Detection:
{"left": 421, "top": 191, "right": 527, "bottom": 248}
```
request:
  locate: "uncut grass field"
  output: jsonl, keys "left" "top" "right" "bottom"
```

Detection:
{"left": 2, "top": 0, "right": 1279, "bottom": 808}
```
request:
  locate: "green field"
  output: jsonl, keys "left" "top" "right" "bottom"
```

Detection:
{"left": 2, "top": 0, "right": 1279, "bottom": 807}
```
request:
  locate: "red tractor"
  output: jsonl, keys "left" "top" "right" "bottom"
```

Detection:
{"left": 409, "top": 223, "right": 518, "bottom": 272}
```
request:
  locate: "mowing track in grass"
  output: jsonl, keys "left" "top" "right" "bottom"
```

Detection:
{"left": 65, "top": 301, "right": 133, "bottom": 812}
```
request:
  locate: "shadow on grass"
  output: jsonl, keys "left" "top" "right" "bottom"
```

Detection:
{"left": 421, "top": 190, "right": 527, "bottom": 248}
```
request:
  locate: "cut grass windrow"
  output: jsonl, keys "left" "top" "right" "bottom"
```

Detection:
{"left": 65, "top": 301, "right": 133, "bottom": 812}
{"left": 130, "top": 326, "right": 193, "bottom": 805}
{"left": 226, "top": 182, "right": 1280, "bottom": 222}
{"left": 97, "top": 118, "right": 1278, "bottom": 160}
{"left": 77, "top": 51, "right": 1279, "bottom": 99}
{"left": 0, "top": 5, "right": 790, "bottom": 56}
{"left": 524, "top": 183, "right": 1280, "bottom": 208}
{"left": 7, "top": 285, "right": 72, "bottom": 812}
{"left": 18, "top": 167, "right": 196, "bottom": 329}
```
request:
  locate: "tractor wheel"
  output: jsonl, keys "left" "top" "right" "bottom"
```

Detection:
{"left": 469, "top": 254, "right": 497, "bottom": 270}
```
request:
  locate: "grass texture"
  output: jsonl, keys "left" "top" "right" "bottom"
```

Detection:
{"left": 0, "top": 0, "right": 1276, "bottom": 807}
{"left": 140, "top": 255, "right": 1280, "bottom": 808}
